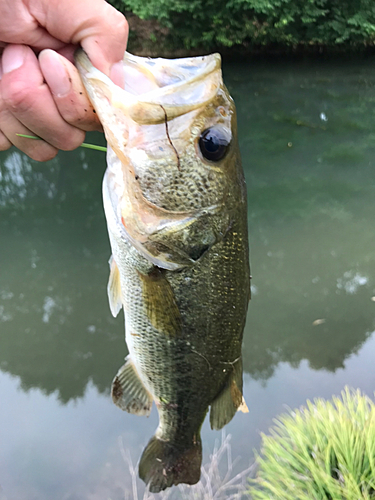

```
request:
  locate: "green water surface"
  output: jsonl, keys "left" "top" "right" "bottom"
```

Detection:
{"left": 1, "top": 56, "right": 375, "bottom": 499}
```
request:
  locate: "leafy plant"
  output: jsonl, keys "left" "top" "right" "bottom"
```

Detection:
{"left": 249, "top": 387, "right": 375, "bottom": 499}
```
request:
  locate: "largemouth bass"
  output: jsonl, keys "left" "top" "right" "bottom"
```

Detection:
{"left": 75, "top": 49, "right": 250, "bottom": 492}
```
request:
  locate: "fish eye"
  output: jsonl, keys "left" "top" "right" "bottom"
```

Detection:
{"left": 198, "top": 126, "right": 231, "bottom": 162}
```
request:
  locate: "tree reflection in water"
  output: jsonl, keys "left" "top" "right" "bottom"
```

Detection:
{"left": 1, "top": 129, "right": 375, "bottom": 402}
{"left": 2, "top": 58, "right": 375, "bottom": 404}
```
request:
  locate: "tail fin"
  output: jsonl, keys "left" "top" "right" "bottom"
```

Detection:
{"left": 139, "top": 435, "right": 202, "bottom": 493}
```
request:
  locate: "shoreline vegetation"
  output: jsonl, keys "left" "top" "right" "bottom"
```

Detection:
{"left": 121, "top": 389, "right": 375, "bottom": 499}
{"left": 249, "top": 388, "right": 375, "bottom": 499}
{"left": 108, "top": 1, "right": 375, "bottom": 57}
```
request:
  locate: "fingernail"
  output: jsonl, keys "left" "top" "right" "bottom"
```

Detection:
{"left": 39, "top": 50, "right": 71, "bottom": 97}
{"left": 2, "top": 45, "right": 26, "bottom": 74}
{"left": 110, "top": 61, "right": 125, "bottom": 88}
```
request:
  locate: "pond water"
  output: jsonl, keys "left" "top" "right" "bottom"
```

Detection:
{"left": 1, "top": 55, "right": 375, "bottom": 499}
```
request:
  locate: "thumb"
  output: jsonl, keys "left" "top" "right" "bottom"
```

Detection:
{"left": 31, "top": 0, "right": 128, "bottom": 78}
{"left": 78, "top": 4, "right": 128, "bottom": 81}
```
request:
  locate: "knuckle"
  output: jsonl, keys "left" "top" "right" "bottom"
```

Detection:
{"left": 3, "top": 81, "right": 35, "bottom": 114}
{"left": 64, "top": 105, "right": 90, "bottom": 125}
{"left": 58, "top": 129, "right": 85, "bottom": 151}
{"left": 0, "top": 135, "right": 11, "bottom": 151}
{"left": 111, "top": 11, "right": 129, "bottom": 39}
{"left": 57, "top": 97, "right": 99, "bottom": 131}
{"left": 29, "top": 146, "right": 58, "bottom": 162}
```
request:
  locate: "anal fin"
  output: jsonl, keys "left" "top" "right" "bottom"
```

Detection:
{"left": 111, "top": 356, "right": 153, "bottom": 416}
{"left": 209, "top": 357, "right": 247, "bottom": 430}
{"left": 108, "top": 255, "right": 123, "bottom": 317}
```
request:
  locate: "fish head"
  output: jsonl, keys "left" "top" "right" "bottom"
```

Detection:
{"left": 76, "top": 50, "right": 244, "bottom": 269}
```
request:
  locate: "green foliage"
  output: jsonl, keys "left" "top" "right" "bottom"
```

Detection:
{"left": 109, "top": 0, "right": 375, "bottom": 50}
{"left": 249, "top": 388, "right": 375, "bottom": 499}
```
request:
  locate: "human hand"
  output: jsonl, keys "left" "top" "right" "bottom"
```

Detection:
{"left": 0, "top": 0, "right": 128, "bottom": 161}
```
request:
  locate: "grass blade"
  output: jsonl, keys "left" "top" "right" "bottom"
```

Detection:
{"left": 16, "top": 133, "right": 107, "bottom": 152}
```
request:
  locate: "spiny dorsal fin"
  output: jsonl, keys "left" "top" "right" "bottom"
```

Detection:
{"left": 111, "top": 356, "right": 153, "bottom": 416}
{"left": 209, "top": 357, "right": 247, "bottom": 430}
{"left": 107, "top": 256, "right": 123, "bottom": 317}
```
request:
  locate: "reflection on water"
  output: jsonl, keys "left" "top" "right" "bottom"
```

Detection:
{"left": 0, "top": 139, "right": 125, "bottom": 403}
{"left": 228, "top": 56, "right": 375, "bottom": 382}
{"left": 1, "top": 57, "right": 375, "bottom": 498}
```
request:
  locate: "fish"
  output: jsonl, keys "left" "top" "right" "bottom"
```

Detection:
{"left": 75, "top": 49, "right": 250, "bottom": 493}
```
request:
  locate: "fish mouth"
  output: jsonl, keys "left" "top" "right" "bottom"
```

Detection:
{"left": 75, "top": 49, "right": 222, "bottom": 125}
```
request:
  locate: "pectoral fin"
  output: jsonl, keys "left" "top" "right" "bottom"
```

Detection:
{"left": 107, "top": 256, "right": 123, "bottom": 317}
{"left": 209, "top": 357, "right": 248, "bottom": 430}
{"left": 111, "top": 356, "right": 153, "bottom": 416}
{"left": 138, "top": 268, "right": 182, "bottom": 336}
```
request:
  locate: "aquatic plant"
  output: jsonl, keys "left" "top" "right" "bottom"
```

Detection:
{"left": 249, "top": 387, "right": 375, "bottom": 499}
{"left": 121, "top": 432, "right": 254, "bottom": 500}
